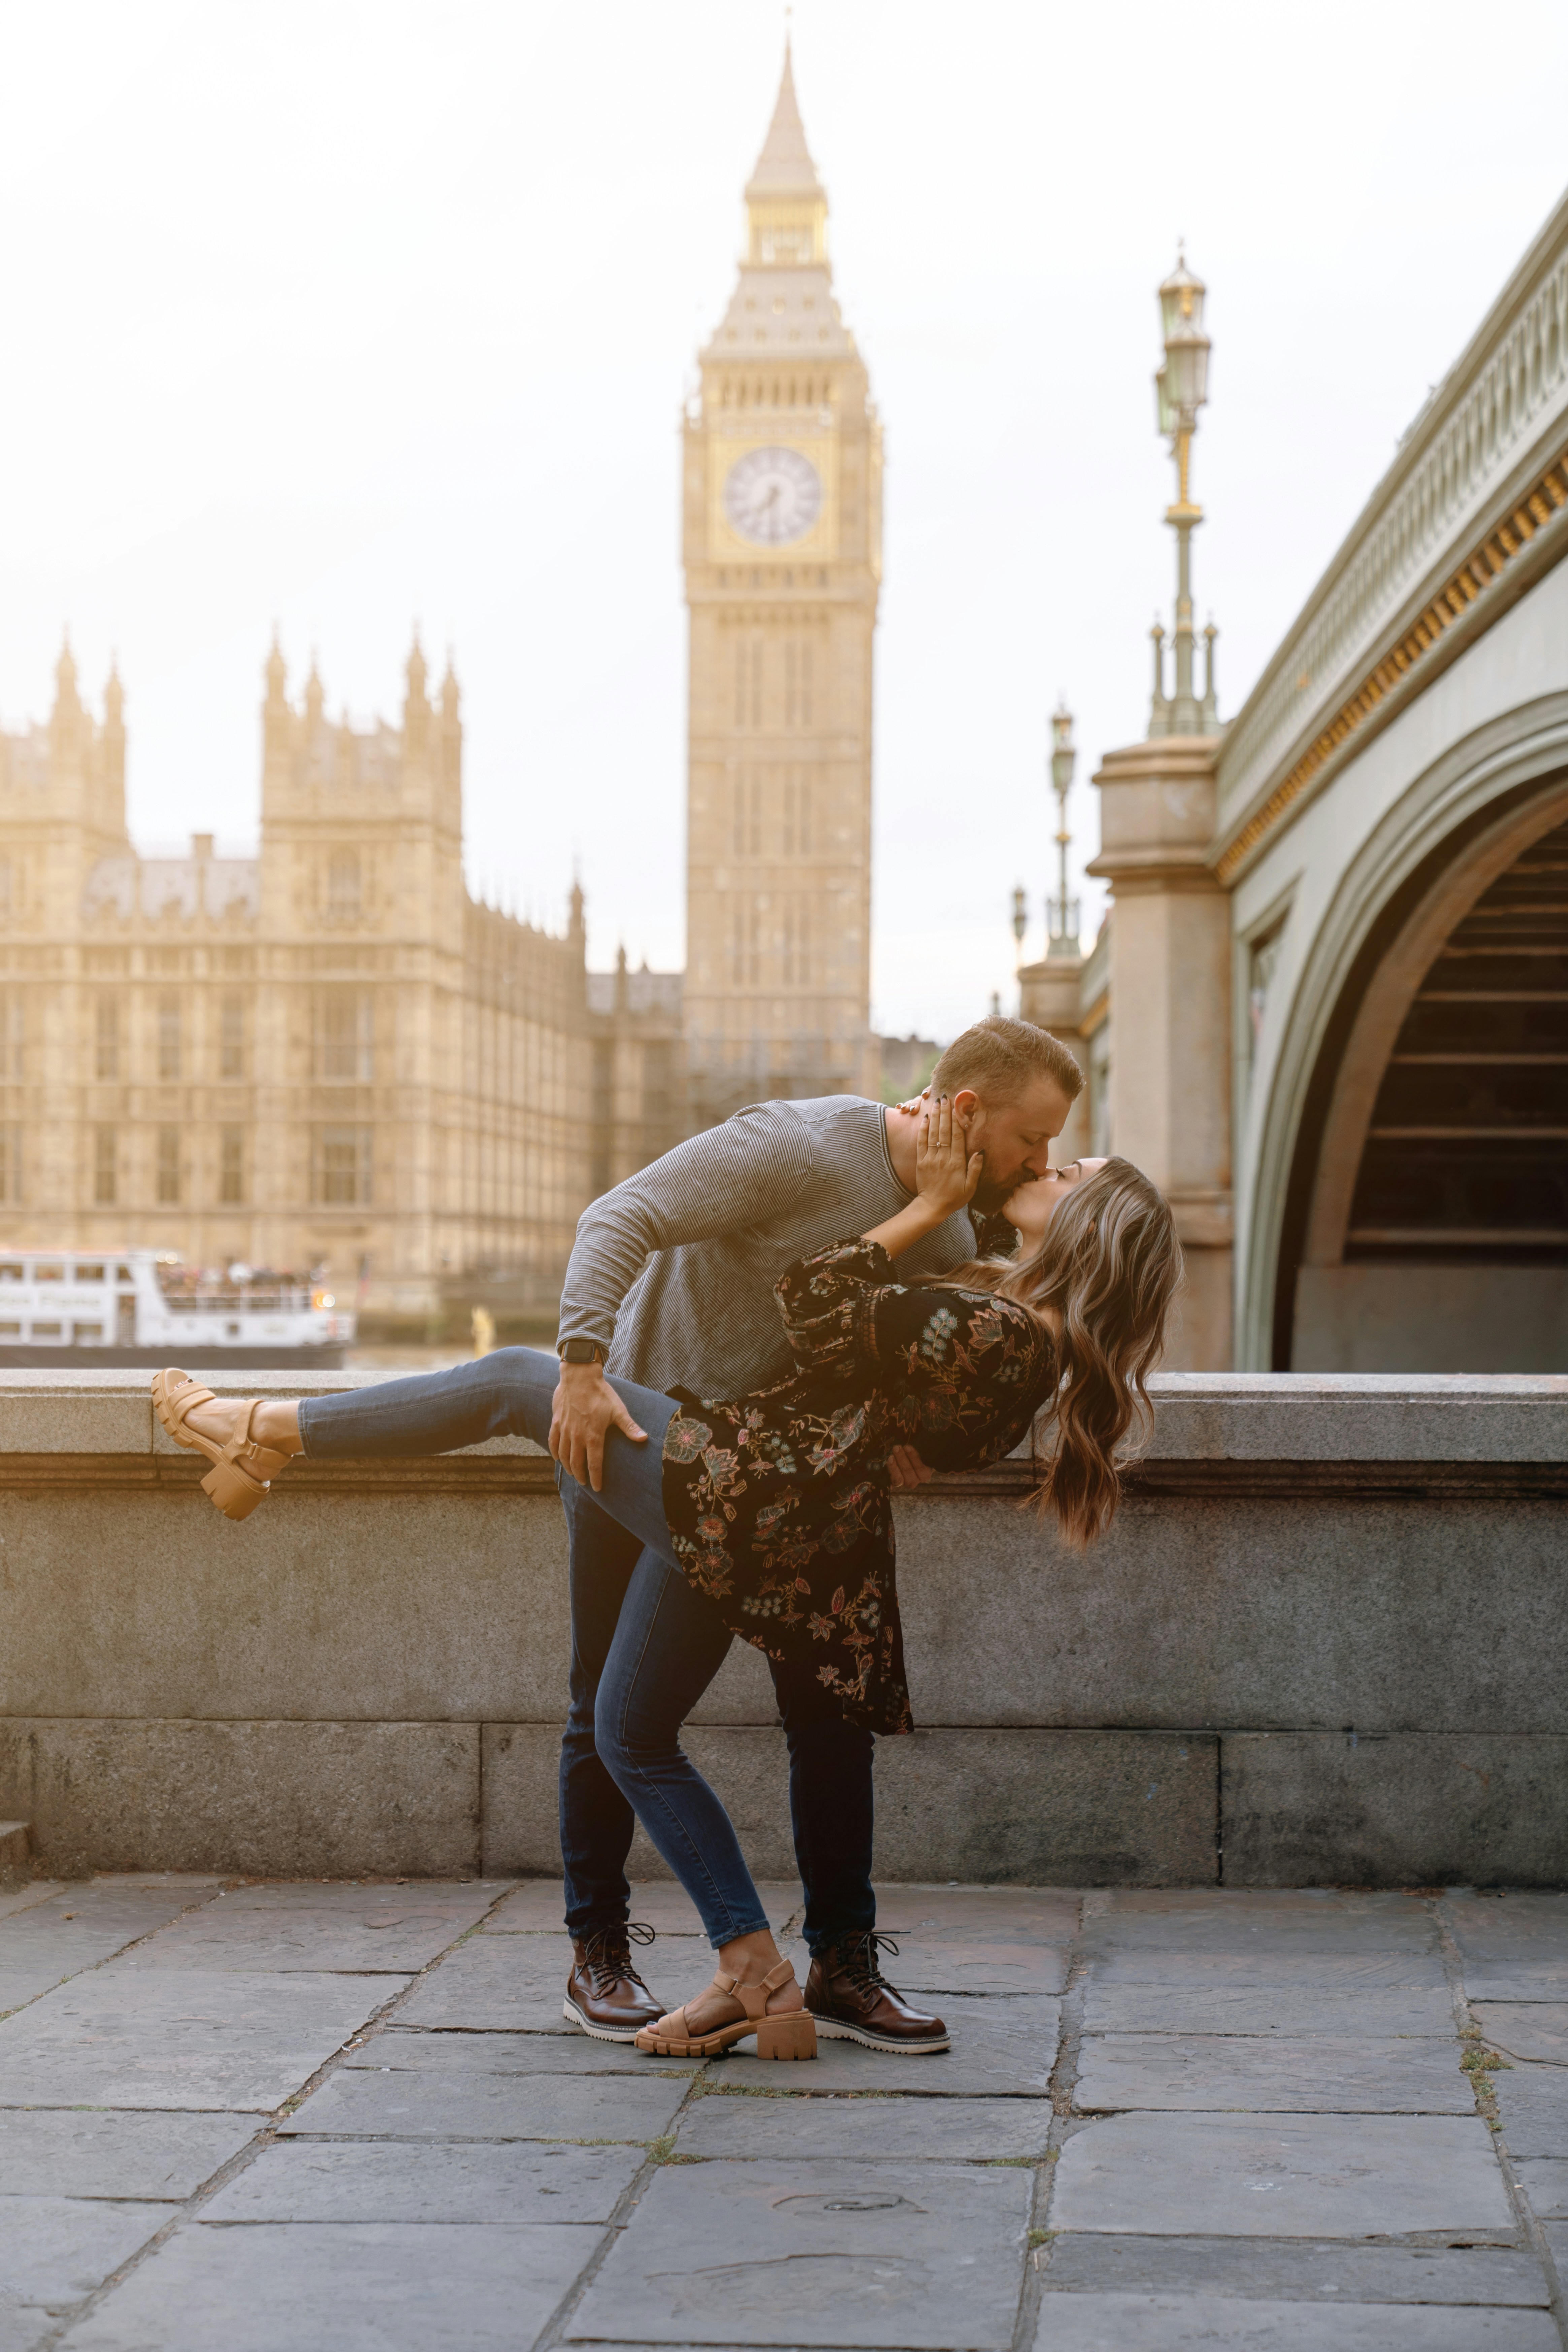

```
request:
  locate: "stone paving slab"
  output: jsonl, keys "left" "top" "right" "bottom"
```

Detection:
{"left": 1085, "top": 1897, "right": 1438, "bottom": 1953}
{"left": 1074, "top": 2033, "right": 1470, "bottom": 2113}
{"left": 202, "top": 2138, "right": 643, "bottom": 2222}
{"left": 0, "top": 1882, "right": 65, "bottom": 1924}
{"left": 1040, "top": 2233, "right": 1552, "bottom": 2302}
{"left": 1475, "top": 2004, "right": 1568, "bottom": 2063}
{"left": 872, "top": 1888, "right": 1082, "bottom": 1941}
{"left": 1488, "top": 2060, "right": 1568, "bottom": 2159}
{"left": 569, "top": 2157, "right": 1032, "bottom": 2348}
{"left": 65, "top": 2220, "right": 600, "bottom": 2352}
{"left": 132, "top": 1881, "right": 503, "bottom": 1973}
{"left": 395, "top": 1935, "right": 578, "bottom": 2031}
{"left": 1026, "top": 2293, "right": 1559, "bottom": 2347}
{"left": 862, "top": 1936, "right": 1069, "bottom": 1996}
{"left": 0, "top": 2109, "right": 255, "bottom": 2197}
{"left": 0, "top": 1968, "right": 401, "bottom": 2110}
{"left": 1050, "top": 2113, "right": 1515, "bottom": 2237}
{"left": 1085, "top": 1949, "right": 1448, "bottom": 1991}
{"left": 485, "top": 1878, "right": 801, "bottom": 1934}
{"left": 0, "top": 1881, "right": 221, "bottom": 2016}
{"left": 371, "top": 2027, "right": 703, "bottom": 2075}
{"left": 679, "top": 2089, "right": 1050, "bottom": 2160}
{"left": 717, "top": 1994, "right": 1061, "bottom": 2095}
{"left": 1444, "top": 1892, "right": 1568, "bottom": 1999}
{"left": 1461, "top": 1966, "right": 1568, "bottom": 2000}
{"left": 1092, "top": 1890, "right": 1434, "bottom": 1922}
{"left": 0, "top": 2195, "right": 176, "bottom": 2304}
{"left": 1081, "top": 1986, "right": 1460, "bottom": 2037}
{"left": 0, "top": 2308, "right": 54, "bottom": 2352}
{"left": 1444, "top": 1892, "right": 1568, "bottom": 1957}
{"left": 1514, "top": 2157, "right": 1568, "bottom": 2215}
{"left": 279, "top": 2064, "right": 688, "bottom": 2142}
{"left": 1544, "top": 2217, "right": 1568, "bottom": 2269}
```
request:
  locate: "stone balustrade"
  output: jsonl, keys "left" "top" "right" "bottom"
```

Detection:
{"left": 0, "top": 1369, "right": 1564, "bottom": 1887}
{"left": 1216, "top": 192, "right": 1568, "bottom": 864}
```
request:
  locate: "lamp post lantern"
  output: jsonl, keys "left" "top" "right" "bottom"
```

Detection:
{"left": 1047, "top": 702, "right": 1080, "bottom": 951}
{"left": 1149, "top": 249, "right": 1219, "bottom": 737}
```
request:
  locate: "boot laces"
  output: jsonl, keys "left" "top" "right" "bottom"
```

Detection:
{"left": 834, "top": 1930, "right": 899, "bottom": 1994}
{"left": 582, "top": 1920, "right": 654, "bottom": 1994}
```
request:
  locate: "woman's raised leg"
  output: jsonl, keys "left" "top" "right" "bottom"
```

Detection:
{"left": 167, "top": 1348, "right": 680, "bottom": 1563}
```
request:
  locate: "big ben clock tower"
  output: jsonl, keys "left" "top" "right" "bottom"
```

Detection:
{"left": 682, "top": 46, "right": 882, "bottom": 1124}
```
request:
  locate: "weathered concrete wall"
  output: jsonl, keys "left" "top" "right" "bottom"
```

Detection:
{"left": 0, "top": 1370, "right": 1564, "bottom": 1887}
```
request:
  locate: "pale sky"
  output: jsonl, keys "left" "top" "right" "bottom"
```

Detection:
{"left": 1, "top": 0, "right": 1564, "bottom": 1041}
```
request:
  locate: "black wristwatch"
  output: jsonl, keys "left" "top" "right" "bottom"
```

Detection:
{"left": 558, "top": 1338, "right": 606, "bottom": 1366}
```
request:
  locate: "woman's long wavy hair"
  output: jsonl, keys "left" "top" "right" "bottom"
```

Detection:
{"left": 939, "top": 1157, "right": 1182, "bottom": 1547}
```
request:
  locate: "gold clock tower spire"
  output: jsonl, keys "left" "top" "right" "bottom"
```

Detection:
{"left": 681, "top": 43, "right": 882, "bottom": 1124}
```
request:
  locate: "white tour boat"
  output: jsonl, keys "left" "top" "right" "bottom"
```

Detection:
{"left": 0, "top": 1251, "right": 354, "bottom": 1368}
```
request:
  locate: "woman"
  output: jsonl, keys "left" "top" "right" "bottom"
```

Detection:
{"left": 154, "top": 1101, "right": 1180, "bottom": 2062}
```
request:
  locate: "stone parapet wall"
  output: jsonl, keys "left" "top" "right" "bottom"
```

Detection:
{"left": 1, "top": 1370, "right": 1564, "bottom": 1885}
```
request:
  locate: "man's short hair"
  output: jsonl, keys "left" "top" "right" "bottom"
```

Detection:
{"left": 930, "top": 1015, "right": 1083, "bottom": 1107}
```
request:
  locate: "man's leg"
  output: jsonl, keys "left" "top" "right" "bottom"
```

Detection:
{"left": 771, "top": 1656, "right": 950, "bottom": 2054}
{"left": 558, "top": 1473, "right": 646, "bottom": 1940}
{"left": 769, "top": 1655, "right": 876, "bottom": 1955}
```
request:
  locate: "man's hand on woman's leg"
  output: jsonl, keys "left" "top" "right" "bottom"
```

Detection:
{"left": 550, "top": 1363, "right": 647, "bottom": 1491}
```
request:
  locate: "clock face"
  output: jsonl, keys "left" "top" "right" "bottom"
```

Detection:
{"left": 723, "top": 445, "right": 822, "bottom": 546}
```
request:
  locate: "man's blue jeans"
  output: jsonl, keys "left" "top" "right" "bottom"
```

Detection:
{"left": 297, "top": 1348, "right": 875, "bottom": 1953}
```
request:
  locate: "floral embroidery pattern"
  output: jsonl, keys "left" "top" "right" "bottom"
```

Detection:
{"left": 661, "top": 1237, "right": 1054, "bottom": 1737}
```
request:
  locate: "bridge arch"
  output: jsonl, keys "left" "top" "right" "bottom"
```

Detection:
{"left": 1245, "top": 695, "right": 1568, "bottom": 1369}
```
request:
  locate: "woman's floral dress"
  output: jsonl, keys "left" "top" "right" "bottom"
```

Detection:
{"left": 659, "top": 1237, "right": 1055, "bottom": 1737}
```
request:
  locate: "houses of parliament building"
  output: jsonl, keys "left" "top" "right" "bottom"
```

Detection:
{"left": 0, "top": 53, "right": 882, "bottom": 1328}
{"left": 0, "top": 638, "right": 685, "bottom": 1329}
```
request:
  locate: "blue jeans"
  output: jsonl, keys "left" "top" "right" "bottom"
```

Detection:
{"left": 296, "top": 1349, "right": 874, "bottom": 1951}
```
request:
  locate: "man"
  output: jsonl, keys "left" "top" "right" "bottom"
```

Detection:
{"left": 550, "top": 1014, "right": 1082, "bottom": 2051}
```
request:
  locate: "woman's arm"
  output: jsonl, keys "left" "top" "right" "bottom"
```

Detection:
{"left": 770, "top": 1100, "right": 983, "bottom": 1377}
{"left": 864, "top": 1095, "right": 983, "bottom": 1260}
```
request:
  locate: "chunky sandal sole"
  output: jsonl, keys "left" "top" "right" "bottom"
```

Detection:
{"left": 634, "top": 2010, "right": 817, "bottom": 2060}
{"left": 151, "top": 1369, "right": 282, "bottom": 1523}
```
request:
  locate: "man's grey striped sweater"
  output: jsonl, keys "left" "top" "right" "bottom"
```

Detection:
{"left": 556, "top": 1096, "right": 989, "bottom": 1402}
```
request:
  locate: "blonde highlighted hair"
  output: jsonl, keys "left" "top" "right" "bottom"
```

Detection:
{"left": 941, "top": 1157, "right": 1181, "bottom": 1546}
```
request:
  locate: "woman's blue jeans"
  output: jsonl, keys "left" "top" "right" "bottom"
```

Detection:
{"left": 297, "top": 1348, "right": 771, "bottom": 1948}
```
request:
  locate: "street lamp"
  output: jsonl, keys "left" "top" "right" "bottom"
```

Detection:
{"left": 1047, "top": 703, "right": 1080, "bottom": 951}
{"left": 1149, "top": 248, "right": 1218, "bottom": 736}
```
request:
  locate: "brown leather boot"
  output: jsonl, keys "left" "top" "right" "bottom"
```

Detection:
{"left": 563, "top": 1922, "right": 661, "bottom": 2041}
{"left": 806, "top": 1930, "right": 950, "bottom": 2053}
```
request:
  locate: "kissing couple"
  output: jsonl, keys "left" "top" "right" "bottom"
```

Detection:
{"left": 155, "top": 1015, "right": 1180, "bottom": 2064}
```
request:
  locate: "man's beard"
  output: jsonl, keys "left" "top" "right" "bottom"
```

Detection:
{"left": 972, "top": 1164, "right": 1036, "bottom": 1216}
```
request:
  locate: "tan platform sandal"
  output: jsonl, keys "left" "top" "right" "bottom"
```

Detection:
{"left": 634, "top": 1959, "right": 817, "bottom": 2061}
{"left": 152, "top": 1368, "right": 291, "bottom": 1523}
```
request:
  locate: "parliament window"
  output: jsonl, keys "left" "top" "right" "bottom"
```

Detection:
{"left": 784, "top": 639, "right": 813, "bottom": 729}
{"left": 93, "top": 1126, "right": 117, "bottom": 1206}
{"left": 314, "top": 1125, "right": 372, "bottom": 1206}
{"left": 219, "top": 1126, "right": 244, "bottom": 1205}
{"left": 156, "top": 1126, "right": 181, "bottom": 1205}
{"left": 220, "top": 994, "right": 244, "bottom": 1080}
{"left": 318, "top": 988, "right": 373, "bottom": 1082}
{"left": 0, "top": 990, "right": 22, "bottom": 1079}
{"left": 157, "top": 998, "right": 182, "bottom": 1082}
{"left": 95, "top": 996, "right": 119, "bottom": 1081}
{"left": 328, "top": 849, "right": 362, "bottom": 915}
{"left": 734, "top": 638, "right": 762, "bottom": 730}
